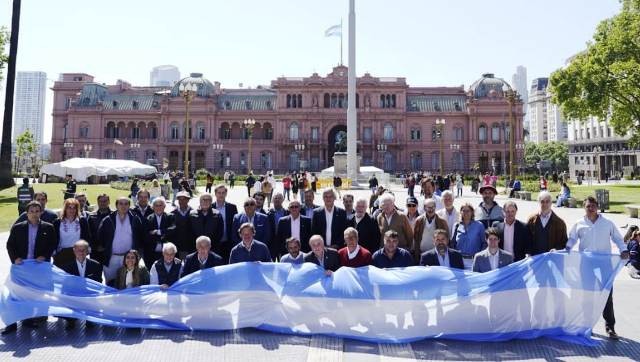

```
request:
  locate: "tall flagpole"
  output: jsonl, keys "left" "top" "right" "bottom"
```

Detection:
{"left": 347, "top": 0, "right": 358, "bottom": 185}
{"left": 340, "top": 19, "right": 343, "bottom": 66}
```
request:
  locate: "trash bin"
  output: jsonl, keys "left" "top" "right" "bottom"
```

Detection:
{"left": 595, "top": 189, "right": 609, "bottom": 212}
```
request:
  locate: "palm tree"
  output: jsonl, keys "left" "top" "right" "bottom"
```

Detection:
{"left": 0, "top": 0, "right": 21, "bottom": 188}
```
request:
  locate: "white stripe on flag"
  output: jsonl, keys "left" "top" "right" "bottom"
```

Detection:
{"left": 325, "top": 24, "right": 341, "bottom": 37}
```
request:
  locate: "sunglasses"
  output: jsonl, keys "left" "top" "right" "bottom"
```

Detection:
{"left": 407, "top": 204, "right": 417, "bottom": 207}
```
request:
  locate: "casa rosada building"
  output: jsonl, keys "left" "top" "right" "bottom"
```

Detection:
{"left": 51, "top": 66, "right": 525, "bottom": 175}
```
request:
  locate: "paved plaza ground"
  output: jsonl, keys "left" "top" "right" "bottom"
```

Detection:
{"left": 1, "top": 182, "right": 640, "bottom": 361}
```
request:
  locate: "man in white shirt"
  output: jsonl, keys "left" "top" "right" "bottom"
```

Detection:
{"left": 311, "top": 189, "right": 347, "bottom": 249}
{"left": 566, "top": 196, "right": 629, "bottom": 340}
{"left": 437, "top": 191, "right": 459, "bottom": 238}
{"left": 149, "top": 242, "right": 182, "bottom": 290}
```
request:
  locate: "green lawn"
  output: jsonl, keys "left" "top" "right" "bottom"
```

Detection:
{"left": 532, "top": 184, "right": 640, "bottom": 213}
{"left": 0, "top": 183, "right": 130, "bottom": 232}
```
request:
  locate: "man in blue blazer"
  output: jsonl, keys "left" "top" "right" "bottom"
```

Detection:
{"left": 420, "top": 229, "right": 464, "bottom": 269}
{"left": 232, "top": 197, "right": 272, "bottom": 247}
{"left": 311, "top": 189, "right": 348, "bottom": 249}
{"left": 276, "top": 200, "right": 312, "bottom": 256}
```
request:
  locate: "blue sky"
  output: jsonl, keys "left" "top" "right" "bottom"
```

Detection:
{"left": 0, "top": 0, "right": 623, "bottom": 142}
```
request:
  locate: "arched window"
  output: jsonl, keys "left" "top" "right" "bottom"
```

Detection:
{"left": 478, "top": 124, "right": 488, "bottom": 144}
{"left": 297, "top": 94, "right": 302, "bottom": 108}
{"left": 324, "top": 93, "right": 330, "bottom": 108}
{"left": 79, "top": 123, "right": 89, "bottom": 138}
{"left": 263, "top": 123, "right": 273, "bottom": 140}
{"left": 131, "top": 125, "right": 140, "bottom": 139}
{"left": 380, "top": 95, "right": 385, "bottom": 108}
{"left": 479, "top": 151, "right": 489, "bottom": 171}
{"left": 168, "top": 151, "right": 179, "bottom": 169}
{"left": 105, "top": 122, "right": 116, "bottom": 138}
{"left": 286, "top": 94, "right": 292, "bottom": 108}
{"left": 104, "top": 149, "right": 116, "bottom": 159}
{"left": 196, "top": 123, "right": 206, "bottom": 140}
{"left": 126, "top": 150, "right": 137, "bottom": 161}
{"left": 220, "top": 122, "right": 231, "bottom": 139}
{"left": 504, "top": 124, "right": 511, "bottom": 144}
{"left": 338, "top": 93, "right": 345, "bottom": 108}
{"left": 383, "top": 123, "right": 394, "bottom": 141}
{"left": 331, "top": 93, "right": 338, "bottom": 108}
{"left": 453, "top": 152, "right": 464, "bottom": 171}
{"left": 170, "top": 122, "right": 179, "bottom": 140}
{"left": 431, "top": 151, "right": 440, "bottom": 171}
{"left": 454, "top": 126, "right": 464, "bottom": 141}
{"left": 492, "top": 123, "right": 500, "bottom": 144}
{"left": 289, "top": 122, "right": 299, "bottom": 140}
{"left": 410, "top": 152, "right": 422, "bottom": 170}
{"left": 148, "top": 122, "right": 158, "bottom": 139}
{"left": 384, "top": 151, "right": 395, "bottom": 171}
{"left": 261, "top": 152, "right": 272, "bottom": 169}
{"left": 391, "top": 94, "right": 396, "bottom": 108}
{"left": 145, "top": 150, "right": 157, "bottom": 161}
{"left": 289, "top": 151, "right": 299, "bottom": 171}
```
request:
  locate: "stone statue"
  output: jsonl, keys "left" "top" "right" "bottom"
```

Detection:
{"left": 335, "top": 131, "right": 347, "bottom": 152}
{"left": 365, "top": 94, "right": 371, "bottom": 108}
{"left": 312, "top": 93, "right": 318, "bottom": 107}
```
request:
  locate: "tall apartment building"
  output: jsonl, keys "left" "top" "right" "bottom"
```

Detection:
{"left": 13, "top": 71, "right": 47, "bottom": 144}
{"left": 527, "top": 77, "right": 567, "bottom": 144}
{"left": 511, "top": 66, "right": 528, "bottom": 133}
{"left": 150, "top": 65, "right": 180, "bottom": 87}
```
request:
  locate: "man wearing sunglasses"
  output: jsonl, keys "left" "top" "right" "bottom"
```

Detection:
{"left": 275, "top": 200, "right": 312, "bottom": 256}
{"left": 232, "top": 197, "right": 271, "bottom": 248}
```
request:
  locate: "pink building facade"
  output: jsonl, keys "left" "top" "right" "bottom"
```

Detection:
{"left": 50, "top": 67, "right": 524, "bottom": 175}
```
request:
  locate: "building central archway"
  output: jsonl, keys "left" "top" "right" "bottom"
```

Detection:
{"left": 328, "top": 125, "right": 347, "bottom": 166}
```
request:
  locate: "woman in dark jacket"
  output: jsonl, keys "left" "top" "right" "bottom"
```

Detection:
{"left": 114, "top": 249, "right": 150, "bottom": 289}
{"left": 53, "top": 198, "right": 92, "bottom": 267}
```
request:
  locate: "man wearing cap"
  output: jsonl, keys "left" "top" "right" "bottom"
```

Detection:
{"left": 476, "top": 184, "right": 504, "bottom": 229}
{"left": 16, "top": 177, "right": 34, "bottom": 216}
{"left": 404, "top": 196, "right": 421, "bottom": 231}
{"left": 171, "top": 191, "right": 193, "bottom": 260}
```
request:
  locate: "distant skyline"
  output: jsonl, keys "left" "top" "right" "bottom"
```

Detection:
{"left": 0, "top": 0, "right": 623, "bottom": 143}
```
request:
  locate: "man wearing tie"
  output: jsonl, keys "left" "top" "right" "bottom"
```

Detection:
{"left": 276, "top": 200, "right": 312, "bottom": 256}
{"left": 311, "top": 189, "right": 348, "bottom": 250}
{"left": 472, "top": 227, "right": 514, "bottom": 273}
{"left": 144, "top": 197, "right": 175, "bottom": 270}
{"left": 213, "top": 185, "right": 238, "bottom": 261}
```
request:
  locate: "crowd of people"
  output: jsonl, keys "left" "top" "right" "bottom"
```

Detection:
{"left": 2, "top": 172, "right": 633, "bottom": 341}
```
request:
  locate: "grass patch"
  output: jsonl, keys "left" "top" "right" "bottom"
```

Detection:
{"left": 532, "top": 184, "right": 640, "bottom": 213}
{"left": 0, "top": 183, "right": 130, "bottom": 232}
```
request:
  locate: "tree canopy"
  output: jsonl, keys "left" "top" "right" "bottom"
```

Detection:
{"left": 524, "top": 142, "right": 569, "bottom": 171}
{"left": 550, "top": 0, "right": 640, "bottom": 145}
{"left": 0, "top": 27, "right": 7, "bottom": 82}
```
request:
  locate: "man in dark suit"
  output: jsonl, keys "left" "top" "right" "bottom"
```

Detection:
{"left": 87, "top": 193, "right": 112, "bottom": 264}
{"left": 267, "top": 192, "right": 289, "bottom": 245}
{"left": 144, "top": 197, "right": 176, "bottom": 269}
{"left": 347, "top": 197, "right": 381, "bottom": 253}
{"left": 232, "top": 197, "right": 271, "bottom": 246}
{"left": 15, "top": 191, "right": 58, "bottom": 225}
{"left": 190, "top": 193, "right": 224, "bottom": 254}
{"left": 172, "top": 191, "right": 194, "bottom": 260}
{"left": 213, "top": 185, "right": 238, "bottom": 262}
{"left": 131, "top": 188, "right": 153, "bottom": 222}
{"left": 97, "top": 197, "right": 144, "bottom": 284}
{"left": 303, "top": 235, "right": 341, "bottom": 274}
{"left": 492, "top": 200, "right": 532, "bottom": 262}
{"left": 311, "top": 189, "right": 348, "bottom": 249}
{"left": 276, "top": 200, "right": 311, "bottom": 257}
{"left": 3, "top": 201, "right": 57, "bottom": 334}
{"left": 181, "top": 235, "right": 225, "bottom": 277}
{"left": 419, "top": 229, "right": 464, "bottom": 269}
{"left": 301, "top": 189, "right": 319, "bottom": 219}
{"left": 60, "top": 239, "right": 103, "bottom": 329}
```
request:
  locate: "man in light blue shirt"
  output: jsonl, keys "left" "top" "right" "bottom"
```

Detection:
{"left": 280, "top": 237, "right": 304, "bottom": 264}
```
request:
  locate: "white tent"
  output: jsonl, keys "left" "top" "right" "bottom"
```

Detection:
{"left": 40, "top": 158, "right": 157, "bottom": 181}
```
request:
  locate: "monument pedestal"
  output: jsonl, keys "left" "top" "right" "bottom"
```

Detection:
{"left": 333, "top": 152, "right": 360, "bottom": 176}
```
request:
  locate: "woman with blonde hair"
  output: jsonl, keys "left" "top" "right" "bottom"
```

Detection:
{"left": 53, "top": 198, "right": 91, "bottom": 267}
{"left": 148, "top": 179, "right": 161, "bottom": 201}
{"left": 114, "top": 249, "right": 150, "bottom": 289}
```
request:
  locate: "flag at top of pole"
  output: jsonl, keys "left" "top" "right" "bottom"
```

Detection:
{"left": 325, "top": 21, "right": 343, "bottom": 65}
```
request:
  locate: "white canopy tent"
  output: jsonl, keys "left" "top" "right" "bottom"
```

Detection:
{"left": 40, "top": 158, "right": 157, "bottom": 182}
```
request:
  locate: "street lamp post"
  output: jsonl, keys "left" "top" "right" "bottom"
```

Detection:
{"left": 594, "top": 146, "right": 601, "bottom": 183}
{"left": 243, "top": 118, "right": 256, "bottom": 173}
{"left": 502, "top": 84, "right": 519, "bottom": 182}
{"left": 435, "top": 118, "right": 446, "bottom": 175}
{"left": 515, "top": 143, "right": 525, "bottom": 176}
{"left": 450, "top": 144, "right": 460, "bottom": 171}
{"left": 295, "top": 143, "right": 305, "bottom": 171}
{"left": 212, "top": 143, "right": 223, "bottom": 172}
{"left": 63, "top": 142, "right": 74, "bottom": 160}
{"left": 83, "top": 144, "right": 93, "bottom": 158}
{"left": 179, "top": 81, "right": 198, "bottom": 179}
{"left": 376, "top": 143, "right": 387, "bottom": 169}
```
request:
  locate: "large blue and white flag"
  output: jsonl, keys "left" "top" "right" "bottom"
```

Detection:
{"left": 0, "top": 252, "right": 622, "bottom": 344}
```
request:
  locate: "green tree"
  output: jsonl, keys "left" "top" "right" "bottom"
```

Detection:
{"left": 550, "top": 0, "right": 640, "bottom": 146}
{"left": 15, "top": 130, "right": 37, "bottom": 174}
{"left": 524, "top": 142, "right": 569, "bottom": 171}
{"left": 0, "top": 27, "right": 8, "bottom": 80}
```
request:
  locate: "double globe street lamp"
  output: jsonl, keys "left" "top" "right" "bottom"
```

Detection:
{"left": 243, "top": 118, "right": 257, "bottom": 173}
{"left": 179, "top": 81, "right": 198, "bottom": 179}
